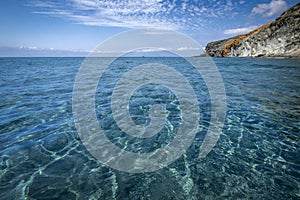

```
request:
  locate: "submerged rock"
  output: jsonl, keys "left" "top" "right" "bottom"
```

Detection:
{"left": 205, "top": 2, "right": 300, "bottom": 58}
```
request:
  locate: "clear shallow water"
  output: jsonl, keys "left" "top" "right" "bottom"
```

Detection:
{"left": 0, "top": 57, "right": 299, "bottom": 199}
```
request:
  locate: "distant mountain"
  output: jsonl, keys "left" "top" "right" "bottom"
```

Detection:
{"left": 205, "top": 3, "right": 300, "bottom": 58}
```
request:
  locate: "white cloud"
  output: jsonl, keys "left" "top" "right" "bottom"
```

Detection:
{"left": 177, "top": 47, "right": 201, "bottom": 51}
{"left": 1, "top": 46, "right": 88, "bottom": 57}
{"left": 132, "top": 47, "right": 167, "bottom": 53}
{"left": 30, "top": 0, "right": 179, "bottom": 29}
{"left": 28, "top": 46, "right": 38, "bottom": 50}
{"left": 28, "top": 0, "right": 240, "bottom": 31}
{"left": 223, "top": 25, "right": 258, "bottom": 35}
{"left": 251, "top": 0, "right": 287, "bottom": 17}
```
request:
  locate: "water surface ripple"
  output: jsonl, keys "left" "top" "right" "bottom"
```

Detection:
{"left": 0, "top": 57, "right": 299, "bottom": 199}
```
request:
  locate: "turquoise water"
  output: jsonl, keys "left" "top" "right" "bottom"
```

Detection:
{"left": 0, "top": 57, "right": 299, "bottom": 199}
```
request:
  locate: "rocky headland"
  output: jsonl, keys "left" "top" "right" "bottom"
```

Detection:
{"left": 205, "top": 2, "right": 300, "bottom": 58}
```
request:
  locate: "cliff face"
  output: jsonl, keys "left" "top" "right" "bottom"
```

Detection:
{"left": 206, "top": 3, "right": 300, "bottom": 57}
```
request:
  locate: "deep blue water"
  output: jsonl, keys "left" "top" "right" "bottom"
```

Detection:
{"left": 0, "top": 57, "right": 299, "bottom": 199}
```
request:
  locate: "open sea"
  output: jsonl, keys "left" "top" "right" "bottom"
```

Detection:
{"left": 0, "top": 57, "right": 299, "bottom": 199}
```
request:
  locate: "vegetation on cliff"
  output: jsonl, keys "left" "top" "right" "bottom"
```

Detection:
{"left": 205, "top": 2, "right": 300, "bottom": 57}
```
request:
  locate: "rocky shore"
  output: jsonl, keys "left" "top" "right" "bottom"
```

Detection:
{"left": 205, "top": 3, "right": 300, "bottom": 58}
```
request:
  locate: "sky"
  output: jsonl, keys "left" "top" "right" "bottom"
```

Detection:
{"left": 0, "top": 0, "right": 298, "bottom": 56}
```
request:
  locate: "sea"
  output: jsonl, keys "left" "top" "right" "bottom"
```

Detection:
{"left": 0, "top": 57, "right": 299, "bottom": 199}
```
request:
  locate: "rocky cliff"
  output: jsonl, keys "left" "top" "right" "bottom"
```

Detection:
{"left": 205, "top": 2, "right": 300, "bottom": 57}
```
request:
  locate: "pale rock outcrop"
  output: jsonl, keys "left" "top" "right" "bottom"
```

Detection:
{"left": 205, "top": 3, "right": 300, "bottom": 57}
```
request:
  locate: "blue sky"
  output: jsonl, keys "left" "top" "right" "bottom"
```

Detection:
{"left": 0, "top": 0, "right": 298, "bottom": 56}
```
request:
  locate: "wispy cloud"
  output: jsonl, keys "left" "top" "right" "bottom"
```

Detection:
{"left": 28, "top": 0, "right": 239, "bottom": 30}
{"left": 223, "top": 25, "right": 258, "bottom": 35}
{"left": 251, "top": 0, "right": 287, "bottom": 17}
{"left": 0, "top": 46, "right": 88, "bottom": 57}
